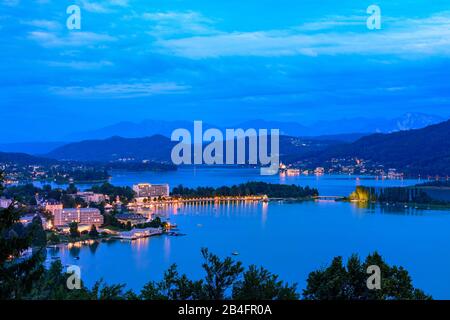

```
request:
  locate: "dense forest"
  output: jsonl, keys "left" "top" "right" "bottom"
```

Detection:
{"left": 88, "top": 182, "right": 135, "bottom": 203}
{"left": 171, "top": 182, "right": 319, "bottom": 199}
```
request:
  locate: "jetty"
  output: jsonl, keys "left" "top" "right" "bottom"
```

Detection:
{"left": 116, "top": 227, "right": 163, "bottom": 240}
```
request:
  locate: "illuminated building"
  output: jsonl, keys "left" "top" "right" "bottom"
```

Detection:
{"left": 133, "top": 183, "right": 170, "bottom": 199}
{"left": 53, "top": 208, "right": 103, "bottom": 227}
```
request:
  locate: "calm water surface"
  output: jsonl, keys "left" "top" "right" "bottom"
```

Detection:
{"left": 37, "top": 167, "right": 422, "bottom": 196}
{"left": 109, "top": 167, "right": 422, "bottom": 196}
{"left": 47, "top": 168, "right": 450, "bottom": 298}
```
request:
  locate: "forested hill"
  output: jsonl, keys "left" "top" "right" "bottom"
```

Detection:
{"left": 309, "top": 119, "right": 450, "bottom": 175}
{"left": 0, "top": 151, "right": 59, "bottom": 165}
{"left": 45, "top": 134, "right": 342, "bottom": 163}
{"left": 46, "top": 135, "right": 176, "bottom": 162}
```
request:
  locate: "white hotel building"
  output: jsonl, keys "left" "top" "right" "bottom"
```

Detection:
{"left": 133, "top": 183, "right": 170, "bottom": 199}
{"left": 53, "top": 207, "right": 104, "bottom": 227}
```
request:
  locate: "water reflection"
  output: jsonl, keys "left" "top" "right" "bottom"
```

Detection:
{"left": 88, "top": 241, "right": 99, "bottom": 255}
{"left": 164, "top": 237, "right": 171, "bottom": 262}
{"left": 261, "top": 202, "right": 268, "bottom": 226}
{"left": 153, "top": 201, "right": 262, "bottom": 218}
{"left": 132, "top": 237, "right": 149, "bottom": 253}
{"left": 68, "top": 245, "right": 80, "bottom": 258}
{"left": 348, "top": 201, "right": 450, "bottom": 216}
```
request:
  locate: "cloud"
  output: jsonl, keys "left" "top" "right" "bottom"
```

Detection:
{"left": 154, "top": 12, "right": 450, "bottom": 59}
{"left": 49, "top": 81, "right": 189, "bottom": 98}
{"left": 140, "top": 11, "right": 218, "bottom": 37}
{"left": 1, "top": 0, "right": 19, "bottom": 6}
{"left": 22, "top": 19, "right": 61, "bottom": 31}
{"left": 296, "top": 15, "right": 367, "bottom": 31}
{"left": 81, "top": 0, "right": 128, "bottom": 13}
{"left": 28, "top": 31, "right": 116, "bottom": 47}
{"left": 44, "top": 60, "right": 113, "bottom": 70}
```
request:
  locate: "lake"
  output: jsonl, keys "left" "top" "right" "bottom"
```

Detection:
{"left": 38, "top": 166, "right": 422, "bottom": 196}
{"left": 47, "top": 168, "right": 450, "bottom": 298}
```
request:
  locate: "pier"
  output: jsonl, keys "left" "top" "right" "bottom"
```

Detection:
{"left": 314, "top": 196, "right": 345, "bottom": 201}
{"left": 116, "top": 227, "right": 163, "bottom": 240}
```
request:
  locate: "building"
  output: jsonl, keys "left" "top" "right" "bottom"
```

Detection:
{"left": 314, "top": 167, "right": 325, "bottom": 175}
{"left": 75, "top": 191, "right": 109, "bottom": 204}
{"left": 0, "top": 197, "right": 13, "bottom": 208}
{"left": 44, "top": 201, "right": 63, "bottom": 216}
{"left": 115, "top": 213, "right": 147, "bottom": 226}
{"left": 53, "top": 208, "right": 104, "bottom": 227}
{"left": 117, "top": 227, "right": 162, "bottom": 240}
{"left": 133, "top": 183, "right": 170, "bottom": 199}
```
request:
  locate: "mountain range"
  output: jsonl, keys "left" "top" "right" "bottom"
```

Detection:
{"left": 1, "top": 114, "right": 449, "bottom": 176}
{"left": 45, "top": 118, "right": 450, "bottom": 176}
{"left": 65, "top": 112, "right": 444, "bottom": 141}
{"left": 0, "top": 113, "right": 444, "bottom": 155}
{"left": 46, "top": 135, "right": 177, "bottom": 163}
{"left": 45, "top": 135, "right": 342, "bottom": 163}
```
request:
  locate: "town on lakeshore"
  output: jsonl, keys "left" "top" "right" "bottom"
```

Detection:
{"left": 2, "top": 181, "right": 279, "bottom": 245}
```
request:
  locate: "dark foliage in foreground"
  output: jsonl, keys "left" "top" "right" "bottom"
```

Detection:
{"left": 303, "top": 253, "right": 431, "bottom": 300}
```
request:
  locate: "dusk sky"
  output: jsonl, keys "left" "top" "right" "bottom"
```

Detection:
{"left": 1, "top": 0, "right": 450, "bottom": 142}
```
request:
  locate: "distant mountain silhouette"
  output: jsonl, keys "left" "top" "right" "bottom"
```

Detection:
{"left": 46, "top": 135, "right": 176, "bottom": 162}
{"left": 0, "top": 141, "right": 66, "bottom": 155}
{"left": 305, "top": 133, "right": 367, "bottom": 143}
{"left": 307, "top": 112, "right": 445, "bottom": 136}
{"left": 233, "top": 120, "right": 309, "bottom": 137}
{"left": 65, "top": 113, "right": 445, "bottom": 141}
{"left": 65, "top": 120, "right": 218, "bottom": 141}
{"left": 0, "top": 152, "right": 59, "bottom": 165}
{"left": 46, "top": 134, "right": 343, "bottom": 163}
{"left": 307, "top": 119, "right": 450, "bottom": 175}
{"left": 7, "top": 119, "right": 450, "bottom": 176}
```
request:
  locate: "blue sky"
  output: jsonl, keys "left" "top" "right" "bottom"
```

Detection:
{"left": 1, "top": 0, "right": 450, "bottom": 142}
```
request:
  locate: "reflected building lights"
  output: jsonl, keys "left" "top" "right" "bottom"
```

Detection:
{"left": 164, "top": 237, "right": 171, "bottom": 262}
{"left": 261, "top": 202, "right": 268, "bottom": 226}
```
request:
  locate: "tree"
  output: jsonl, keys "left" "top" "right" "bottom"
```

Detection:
{"left": 89, "top": 225, "right": 99, "bottom": 238}
{"left": 201, "top": 248, "right": 244, "bottom": 300}
{"left": 26, "top": 260, "right": 91, "bottom": 299}
{"left": 29, "top": 216, "right": 47, "bottom": 247}
{"left": 48, "top": 232, "right": 60, "bottom": 244}
{"left": 349, "top": 186, "right": 374, "bottom": 202}
{"left": 66, "top": 183, "right": 78, "bottom": 195}
{"left": 140, "top": 264, "right": 203, "bottom": 300}
{"left": 0, "top": 171, "right": 45, "bottom": 299}
{"left": 88, "top": 280, "right": 128, "bottom": 300}
{"left": 68, "top": 222, "right": 80, "bottom": 238}
{"left": 232, "top": 265, "right": 299, "bottom": 300}
{"left": 303, "top": 252, "right": 431, "bottom": 300}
